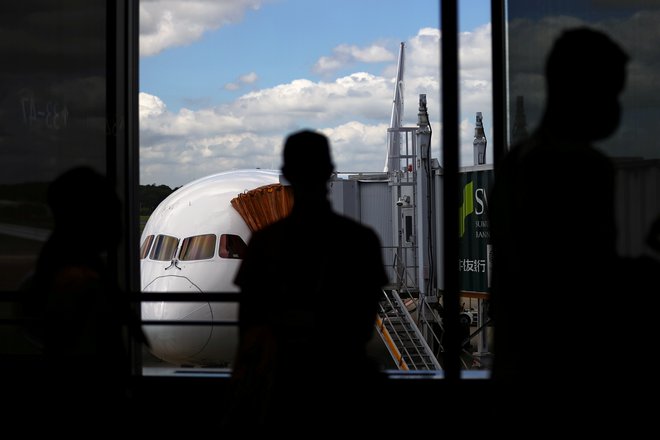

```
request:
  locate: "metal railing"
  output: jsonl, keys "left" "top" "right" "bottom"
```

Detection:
{"left": 377, "top": 289, "right": 442, "bottom": 370}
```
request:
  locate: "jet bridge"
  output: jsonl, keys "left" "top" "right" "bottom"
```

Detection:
{"left": 329, "top": 94, "right": 444, "bottom": 370}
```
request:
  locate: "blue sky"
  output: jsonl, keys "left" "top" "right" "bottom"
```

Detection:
{"left": 139, "top": 0, "right": 492, "bottom": 187}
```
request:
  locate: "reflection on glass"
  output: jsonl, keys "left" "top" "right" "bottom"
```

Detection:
{"left": 139, "top": 235, "right": 154, "bottom": 259}
{"left": 219, "top": 234, "right": 247, "bottom": 259}
{"left": 179, "top": 234, "right": 216, "bottom": 261}
{"left": 149, "top": 234, "right": 179, "bottom": 261}
{"left": 0, "top": 1, "right": 107, "bottom": 290}
{"left": 506, "top": 0, "right": 660, "bottom": 162}
{"left": 505, "top": 0, "right": 660, "bottom": 257}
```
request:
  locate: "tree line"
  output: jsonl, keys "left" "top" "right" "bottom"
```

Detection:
{"left": 139, "top": 183, "right": 178, "bottom": 217}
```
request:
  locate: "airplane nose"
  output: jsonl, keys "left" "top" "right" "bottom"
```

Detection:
{"left": 142, "top": 276, "right": 213, "bottom": 365}
{"left": 143, "top": 274, "right": 202, "bottom": 293}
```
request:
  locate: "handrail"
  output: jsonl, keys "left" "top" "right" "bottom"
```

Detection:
{"left": 378, "top": 292, "right": 424, "bottom": 367}
{"left": 378, "top": 289, "right": 442, "bottom": 370}
{"left": 138, "top": 292, "right": 238, "bottom": 302}
{"left": 0, "top": 292, "right": 240, "bottom": 328}
{"left": 375, "top": 315, "right": 409, "bottom": 370}
{"left": 0, "top": 291, "right": 240, "bottom": 302}
{"left": 389, "top": 289, "right": 442, "bottom": 370}
{"left": 379, "top": 294, "right": 426, "bottom": 368}
{"left": 395, "top": 275, "right": 444, "bottom": 358}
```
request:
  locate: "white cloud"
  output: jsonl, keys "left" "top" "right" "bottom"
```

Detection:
{"left": 406, "top": 27, "right": 441, "bottom": 78}
{"left": 139, "top": 0, "right": 265, "bottom": 57}
{"left": 321, "top": 121, "right": 390, "bottom": 172}
{"left": 138, "top": 4, "right": 660, "bottom": 187}
{"left": 240, "top": 72, "right": 258, "bottom": 84}
{"left": 402, "top": 25, "right": 494, "bottom": 167}
{"left": 140, "top": 26, "right": 495, "bottom": 186}
{"left": 460, "top": 24, "right": 492, "bottom": 80}
{"left": 224, "top": 72, "right": 259, "bottom": 91}
{"left": 234, "top": 73, "right": 392, "bottom": 124}
{"left": 139, "top": 92, "right": 167, "bottom": 118}
{"left": 459, "top": 24, "right": 494, "bottom": 166}
{"left": 139, "top": 69, "right": 398, "bottom": 185}
{"left": 313, "top": 43, "right": 396, "bottom": 74}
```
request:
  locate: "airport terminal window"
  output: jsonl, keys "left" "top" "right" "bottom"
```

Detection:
{"left": 504, "top": 3, "right": 660, "bottom": 261}
{"left": 13, "top": 0, "right": 649, "bottom": 420}
{"left": 0, "top": 1, "right": 107, "bottom": 292}
{"left": 219, "top": 234, "right": 247, "bottom": 259}
{"left": 179, "top": 234, "right": 216, "bottom": 261}
{"left": 149, "top": 234, "right": 179, "bottom": 261}
{"left": 0, "top": 0, "right": 115, "bottom": 376}
{"left": 135, "top": 0, "right": 492, "bottom": 379}
{"left": 496, "top": 0, "right": 660, "bottom": 385}
{"left": 140, "top": 235, "right": 155, "bottom": 259}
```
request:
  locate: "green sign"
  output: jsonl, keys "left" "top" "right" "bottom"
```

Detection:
{"left": 458, "top": 168, "right": 494, "bottom": 293}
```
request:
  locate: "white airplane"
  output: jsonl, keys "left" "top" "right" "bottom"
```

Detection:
{"left": 139, "top": 43, "right": 408, "bottom": 368}
{"left": 139, "top": 169, "right": 282, "bottom": 367}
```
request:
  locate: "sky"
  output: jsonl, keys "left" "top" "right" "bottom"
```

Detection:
{"left": 139, "top": 0, "right": 493, "bottom": 187}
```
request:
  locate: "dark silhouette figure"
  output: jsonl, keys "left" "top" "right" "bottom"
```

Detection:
{"left": 26, "top": 166, "right": 146, "bottom": 409}
{"left": 227, "top": 130, "right": 388, "bottom": 430}
{"left": 489, "top": 28, "right": 636, "bottom": 426}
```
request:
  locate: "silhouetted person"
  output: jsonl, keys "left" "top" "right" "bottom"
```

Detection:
{"left": 27, "top": 166, "right": 145, "bottom": 411}
{"left": 228, "top": 130, "right": 388, "bottom": 430}
{"left": 489, "top": 28, "right": 632, "bottom": 426}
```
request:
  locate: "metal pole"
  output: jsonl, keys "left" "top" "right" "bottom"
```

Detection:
{"left": 441, "top": 0, "right": 461, "bottom": 381}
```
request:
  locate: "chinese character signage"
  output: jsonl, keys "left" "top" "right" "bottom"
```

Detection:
{"left": 459, "top": 168, "right": 494, "bottom": 293}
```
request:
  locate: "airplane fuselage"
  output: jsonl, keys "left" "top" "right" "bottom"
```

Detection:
{"left": 140, "top": 169, "right": 281, "bottom": 366}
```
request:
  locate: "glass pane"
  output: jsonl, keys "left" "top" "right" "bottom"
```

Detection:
{"left": 457, "top": 0, "right": 494, "bottom": 373}
{"left": 0, "top": 1, "right": 108, "bottom": 363}
{"left": 149, "top": 234, "right": 179, "bottom": 261}
{"left": 0, "top": 1, "right": 107, "bottom": 291}
{"left": 140, "top": 235, "right": 155, "bottom": 259}
{"left": 219, "top": 234, "right": 247, "bottom": 260}
{"left": 494, "top": 0, "right": 660, "bottom": 412}
{"left": 505, "top": 2, "right": 660, "bottom": 261}
{"left": 140, "top": 0, "right": 448, "bottom": 378}
{"left": 180, "top": 234, "right": 216, "bottom": 261}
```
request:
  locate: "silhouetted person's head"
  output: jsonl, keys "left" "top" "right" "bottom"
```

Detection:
{"left": 282, "top": 130, "right": 335, "bottom": 202}
{"left": 47, "top": 166, "right": 121, "bottom": 251}
{"left": 542, "top": 27, "right": 629, "bottom": 141}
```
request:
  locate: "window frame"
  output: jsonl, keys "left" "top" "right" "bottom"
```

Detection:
{"left": 179, "top": 233, "right": 217, "bottom": 261}
{"left": 126, "top": 0, "right": 497, "bottom": 386}
{"left": 218, "top": 234, "right": 248, "bottom": 260}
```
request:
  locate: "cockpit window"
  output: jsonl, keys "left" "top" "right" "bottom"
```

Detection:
{"left": 149, "top": 234, "right": 179, "bottom": 261}
{"left": 219, "top": 234, "right": 247, "bottom": 259}
{"left": 139, "top": 235, "right": 155, "bottom": 260}
{"left": 179, "top": 234, "right": 216, "bottom": 261}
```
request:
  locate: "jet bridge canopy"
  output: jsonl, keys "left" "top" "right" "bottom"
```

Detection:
{"left": 230, "top": 183, "right": 293, "bottom": 233}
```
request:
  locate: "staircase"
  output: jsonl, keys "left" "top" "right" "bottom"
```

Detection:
{"left": 375, "top": 289, "right": 442, "bottom": 370}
